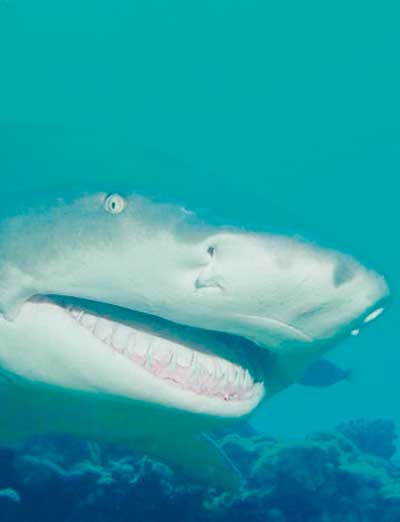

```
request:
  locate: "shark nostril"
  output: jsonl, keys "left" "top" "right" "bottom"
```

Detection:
{"left": 333, "top": 257, "right": 357, "bottom": 287}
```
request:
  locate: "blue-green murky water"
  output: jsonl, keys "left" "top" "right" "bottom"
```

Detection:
{"left": 0, "top": 0, "right": 398, "bottom": 444}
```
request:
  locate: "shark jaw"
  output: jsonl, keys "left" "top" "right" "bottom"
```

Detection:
{"left": 10, "top": 295, "right": 267, "bottom": 418}
{"left": 62, "top": 298, "right": 264, "bottom": 403}
{"left": 1, "top": 291, "right": 389, "bottom": 421}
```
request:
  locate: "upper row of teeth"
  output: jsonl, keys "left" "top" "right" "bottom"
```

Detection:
{"left": 67, "top": 307, "right": 256, "bottom": 396}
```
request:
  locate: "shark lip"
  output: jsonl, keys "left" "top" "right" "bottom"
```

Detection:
{"left": 42, "top": 296, "right": 266, "bottom": 405}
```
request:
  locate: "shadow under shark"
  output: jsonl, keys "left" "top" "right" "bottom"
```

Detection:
{"left": 0, "top": 192, "right": 389, "bottom": 489}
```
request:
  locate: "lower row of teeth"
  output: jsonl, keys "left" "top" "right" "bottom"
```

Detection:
{"left": 68, "top": 307, "right": 259, "bottom": 401}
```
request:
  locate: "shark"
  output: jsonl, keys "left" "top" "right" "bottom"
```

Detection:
{"left": 0, "top": 191, "right": 389, "bottom": 489}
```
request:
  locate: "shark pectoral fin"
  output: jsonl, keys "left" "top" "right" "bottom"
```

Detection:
{"left": 0, "top": 265, "right": 37, "bottom": 320}
{"left": 146, "top": 430, "right": 242, "bottom": 492}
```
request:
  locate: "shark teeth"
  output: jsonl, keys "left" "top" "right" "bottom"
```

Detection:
{"left": 93, "top": 319, "right": 113, "bottom": 343}
{"left": 67, "top": 307, "right": 258, "bottom": 401}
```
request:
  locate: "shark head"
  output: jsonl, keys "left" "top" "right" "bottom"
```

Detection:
{"left": 0, "top": 192, "right": 390, "bottom": 421}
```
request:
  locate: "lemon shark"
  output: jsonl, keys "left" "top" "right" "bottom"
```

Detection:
{"left": 0, "top": 192, "right": 389, "bottom": 488}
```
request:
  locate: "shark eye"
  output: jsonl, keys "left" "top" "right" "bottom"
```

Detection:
{"left": 104, "top": 194, "right": 127, "bottom": 215}
{"left": 207, "top": 246, "right": 215, "bottom": 257}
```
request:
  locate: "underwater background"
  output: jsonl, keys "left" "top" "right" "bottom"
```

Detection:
{"left": 0, "top": 1, "right": 399, "bottom": 520}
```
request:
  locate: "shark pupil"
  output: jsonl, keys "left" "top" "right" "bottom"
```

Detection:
{"left": 104, "top": 193, "right": 126, "bottom": 214}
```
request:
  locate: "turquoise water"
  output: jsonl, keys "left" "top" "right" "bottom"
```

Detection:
{"left": 0, "top": 0, "right": 399, "bottom": 447}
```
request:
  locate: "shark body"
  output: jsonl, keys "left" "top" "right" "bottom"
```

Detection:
{"left": 0, "top": 192, "right": 389, "bottom": 488}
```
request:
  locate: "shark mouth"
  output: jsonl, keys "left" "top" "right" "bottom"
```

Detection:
{"left": 48, "top": 297, "right": 267, "bottom": 405}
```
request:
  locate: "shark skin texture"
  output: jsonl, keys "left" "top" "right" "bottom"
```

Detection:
{"left": 0, "top": 192, "right": 390, "bottom": 489}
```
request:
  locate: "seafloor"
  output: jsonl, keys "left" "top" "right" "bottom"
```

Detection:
{"left": 0, "top": 418, "right": 399, "bottom": 522}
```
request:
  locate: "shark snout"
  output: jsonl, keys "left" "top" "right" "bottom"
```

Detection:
{"left": 295, "top": 260, "right": 390, "bottom": 342}
{"left": 345, "top": 266, "right": 390, "bottom": 330}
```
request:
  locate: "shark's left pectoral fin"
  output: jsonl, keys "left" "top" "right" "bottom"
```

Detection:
{"left": 0, "top": 264, "right": 37, "bottom": 320}
{"left": 144, "top": 430, "right": 242, "bottom": 492}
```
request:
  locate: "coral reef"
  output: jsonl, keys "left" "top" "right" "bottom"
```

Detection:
{"left": 0, "top": 419, "right": 398, "bottom": 522}
{"left": 337, "top": 418, "right": 398, "bottom": 460}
